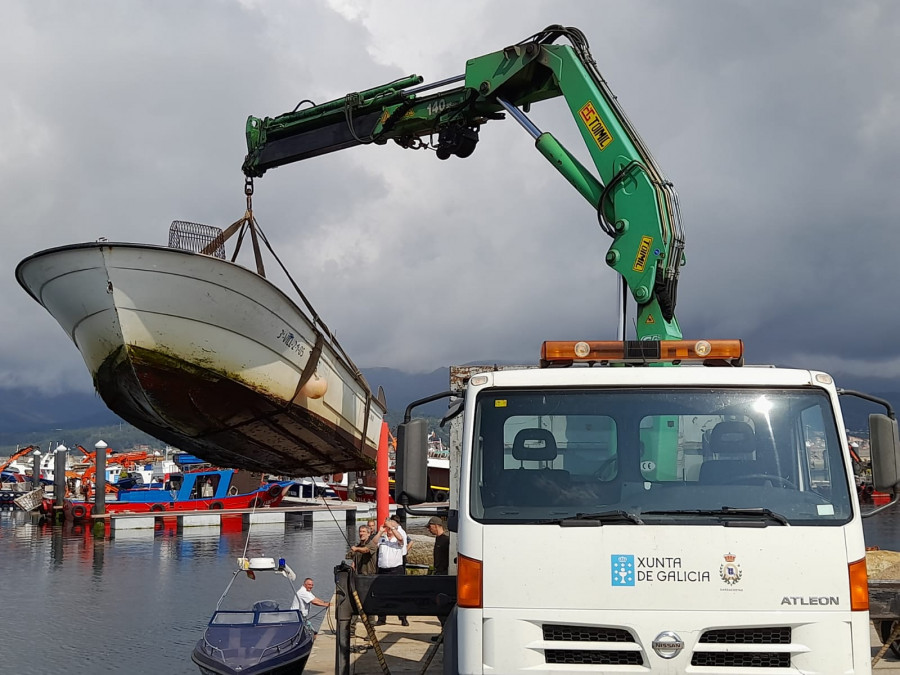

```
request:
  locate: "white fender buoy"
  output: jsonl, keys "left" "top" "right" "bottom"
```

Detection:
{"left": 299, "top": 373, "right": 327, "bottom": 399}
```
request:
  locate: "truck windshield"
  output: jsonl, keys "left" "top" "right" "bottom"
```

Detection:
{"left": 469, "top": 387, "right": 853, "bottom": 525}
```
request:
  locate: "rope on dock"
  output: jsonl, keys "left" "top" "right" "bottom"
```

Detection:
{"left": 873, "top": 621, "right": 900, "bottom": 666}
{"left": 350, "top": 574, "right": 391, "bottom": 675}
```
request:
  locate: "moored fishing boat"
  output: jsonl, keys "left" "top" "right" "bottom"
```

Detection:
{"left": 60, "top": 469, "right": 291, "bottom": 521}
{"left": 16, "top": 228, "right": 386, "bottom": 477}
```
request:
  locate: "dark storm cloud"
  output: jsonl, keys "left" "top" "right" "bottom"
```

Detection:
{"left": 1, "top": 0, "right": 897, "bottom": 394}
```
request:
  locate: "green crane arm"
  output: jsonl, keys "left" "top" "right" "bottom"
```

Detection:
{"left": 242, "top": 25, "right": 683, "bottom": 340}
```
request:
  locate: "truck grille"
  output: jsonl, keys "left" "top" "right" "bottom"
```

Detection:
{"left": 699, "top": 627, "right": 791, "bottom": 644}
{"left": 543, "top": 625, "right": 635, "bottom": 642}
{"left": 546, "top": 649, "right": 643, "bottom": 665}
{"left": 691, "top": 652, "right": 791, "bottom": 668}
{"left": 542, "top": 624, "right": 643, "bottom": 666}
{"left": 692, "top": 627, "right": 792, "bottom": 668}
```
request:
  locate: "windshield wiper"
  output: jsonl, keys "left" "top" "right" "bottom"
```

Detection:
{"left": 643, "top": 507, "right": 789, "bottom": 526}
{"left": 537, "top": 509, "right": 644, "bottom": 526}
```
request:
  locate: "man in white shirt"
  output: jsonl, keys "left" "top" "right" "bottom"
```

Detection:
{"left": 291, "top": 577, "right": 331, "bottom": 618}
{"left": 374, "top": 517, "right": 409, "bottom": 627}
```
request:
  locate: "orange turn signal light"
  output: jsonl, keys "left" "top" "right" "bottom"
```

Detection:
{"left": 540, "top": 339, "right": 744, "bottom": 366}
{"left": 457, "top": 553, "right": 483, "bottom": 608}
{"left": 849, "top": 557, "right": 869, "bottom": 611}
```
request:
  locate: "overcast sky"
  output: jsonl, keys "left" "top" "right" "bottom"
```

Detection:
{"left": 2, "top": 0, "right": 898, "bottom": 397}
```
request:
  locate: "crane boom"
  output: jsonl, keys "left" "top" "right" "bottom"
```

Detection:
{"left": 242, "top": 25, "right": 683, "bottom": 340}
{"left": 0, "top": 445, "right": 38, "bottom": 474}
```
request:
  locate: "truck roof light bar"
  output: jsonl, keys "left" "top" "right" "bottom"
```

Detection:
{"left": 540, "top": 339, "right": 744, "bottom": 367}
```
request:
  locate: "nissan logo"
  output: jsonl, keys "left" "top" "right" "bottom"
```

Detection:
{"left": 652, "top": 631, "right": 684, "bottom": 659}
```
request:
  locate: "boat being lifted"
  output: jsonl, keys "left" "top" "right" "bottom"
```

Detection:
{"left": 16, "top": 219, "right": 386, "bottom": 477}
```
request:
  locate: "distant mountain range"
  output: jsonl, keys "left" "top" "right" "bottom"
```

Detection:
{"left": 361, "top": 367, "right": 451, "bottom": 417}
{"left": 0, "top": 368, "right": 896, "bottom": 438}
{"left": 0, "top": 367, "right": 456, "bottom": 436}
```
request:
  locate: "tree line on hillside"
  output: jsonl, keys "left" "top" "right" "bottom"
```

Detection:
{"left": 0, "top": 424, "right": 169, "bottom": 458}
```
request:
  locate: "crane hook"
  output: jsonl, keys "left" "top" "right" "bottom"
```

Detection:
{"left": 244, "top": 175, "right": 254, "bottom": 213}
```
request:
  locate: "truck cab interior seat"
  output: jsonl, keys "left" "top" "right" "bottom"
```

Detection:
{"left": 499, "top": 429, "right": 570, "bottom": 505}
{"left": 699, "top": 420, "right": 759, "bottom": 485}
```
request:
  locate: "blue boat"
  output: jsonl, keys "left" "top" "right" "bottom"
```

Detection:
{"left": 192, "top": 557, "right": 314, "bottom": 675}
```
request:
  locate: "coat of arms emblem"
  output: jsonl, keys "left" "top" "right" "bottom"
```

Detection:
{"left": 720, "top": 553, "right": 742, "bottom": 585}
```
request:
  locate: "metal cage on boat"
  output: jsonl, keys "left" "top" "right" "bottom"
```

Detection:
{"left": 168, "top": 221, "right": 226, "bottom": 259}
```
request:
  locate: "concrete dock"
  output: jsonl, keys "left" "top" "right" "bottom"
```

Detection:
{"left": 305, "top": 611, "right": 444, "bottom": 674}
{"left": 302, "top": 611, "right": 900, "bottom": 673}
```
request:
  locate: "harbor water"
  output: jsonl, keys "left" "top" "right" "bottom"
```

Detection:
{"left": 2, "top": 506, "right": 900, "bottom": 674}
{"left": 0, "top": 510, "right": 356, "bottom": 675}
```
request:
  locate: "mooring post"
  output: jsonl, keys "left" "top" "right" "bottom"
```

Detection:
{"left": 53, "top": 445, "right": 67, "bottom": 523}
{"left": 31, "top": 451, "right": 41, "bottom": 492}
{"left": 93, "top": 440, "right": 107, "bottom": 537}
{"left": 94, "top": 440, "right": 107, "bottom": 516}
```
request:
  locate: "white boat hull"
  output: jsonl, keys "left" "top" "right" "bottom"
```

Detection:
{"left": 16, "top": 243, "right": 385, "bottom": 475}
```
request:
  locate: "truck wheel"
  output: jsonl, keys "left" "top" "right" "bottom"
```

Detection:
{"left": 879, "top": 621, "right": 900, "bottom": 659}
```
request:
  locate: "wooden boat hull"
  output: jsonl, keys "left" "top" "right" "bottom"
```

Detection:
{"left": 16, "top": 243, "right": 385, "bottom": 476}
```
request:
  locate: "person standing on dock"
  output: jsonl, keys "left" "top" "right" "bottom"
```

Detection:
{"left": 427, "top": 516, "right": 450, "bottom": 575}
{"left": 427, "top": 516, "right": 451, "bottom": 641}
{"left": 291, "top": 577, "right": 331, "bottom": 618}
{"left": 349, "top": 524, "right": 378, "bottom": 575}
{"left": 374, "top": 517, "right": 408, "bottom": 626}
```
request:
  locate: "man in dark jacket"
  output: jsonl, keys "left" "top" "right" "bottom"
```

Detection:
{"left": 427, "top": 516, "right": 450, "bottom": 575}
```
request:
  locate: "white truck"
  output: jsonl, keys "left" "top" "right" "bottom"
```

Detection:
{"left": 398, "top": 340, "right": 900, "bottom": 673}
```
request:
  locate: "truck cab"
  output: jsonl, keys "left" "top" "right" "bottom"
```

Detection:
{"left": 398, "top": 344, "right": 900, "bottom": 674}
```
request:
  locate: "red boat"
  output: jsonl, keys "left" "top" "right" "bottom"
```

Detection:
{"left": 47, "top": 469, "right": 290, "bottom": 521}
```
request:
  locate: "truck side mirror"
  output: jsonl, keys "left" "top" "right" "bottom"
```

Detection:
{"left": 396, "top": 419, "right": 429, "bottom": 504}
{"left": 869, "top": 414, "right": 900, "bottom": 492}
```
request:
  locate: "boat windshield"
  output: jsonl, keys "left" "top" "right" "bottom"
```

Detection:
{"left": 258, "top": 611, "right": 302, "bottom": 624}
{"left": 212, "top": 611, "right": 255, "bottom": 625}
{"left": 211, "top": 609, "right": 302, "bottom": 625}
{"left": 469, "top": 387, "right": 853, "bottom": 526}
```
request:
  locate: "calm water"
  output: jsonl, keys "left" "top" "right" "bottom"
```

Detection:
{"left": 2, "top": 506, "right": 899, "bottom": 674}
{"left": 0, "top": 512, "right": 356, "bottom": 675}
